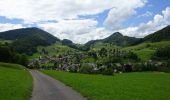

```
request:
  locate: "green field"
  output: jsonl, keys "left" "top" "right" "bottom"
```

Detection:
{"left": 42, "top": 70, "right": 170, "bottom": 100}
{"left": 0, "top": 63, "right": 32, "bottom": 100}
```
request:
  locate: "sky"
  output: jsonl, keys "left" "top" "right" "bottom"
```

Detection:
{"left": 0, "top": 0, "right": 170, "bottom": 44}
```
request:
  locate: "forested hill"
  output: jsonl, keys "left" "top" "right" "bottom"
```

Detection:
{"left": 0, "top": 27, "right": 60, "bottom": 43}
{"left": 85, "top": 25, "right": 170, "bottom": 47}
{"left": 0, "top": 27, "right": 60, "bottom": 55}
{"left": 143, "top": 25, "right": 170, "bottom": 42}
{"left": 85, "top": 32, "right": 140, "bottom": 47}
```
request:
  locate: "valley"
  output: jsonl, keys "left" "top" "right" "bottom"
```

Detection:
{"left": 0, "top": 25, "right": 170, "bottom": 100}
{"left": 0, "top": 1, "right": 170, "bottom": 100}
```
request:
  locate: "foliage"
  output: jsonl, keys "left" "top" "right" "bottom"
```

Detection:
{"left": 126, "top": 52, "right": 140, "bottom": 61}
{"left": 152, "top": 46, "right": 170, "bottom": 60}
{"left": 144, "top": 25, "right": 170, "bottom": 42}
{"left": 99, "top": 48, "right": 107, "bottom": 57}
{"left": 79, "top": 63, "right": 94, "bottom": 74}
{"left": 0, "top": 27, "right": 59, "bottom": 55}
{"left": 101, "top": 66, "right": 114, "bottom": 75}
{"left": 0, "top": 44, "right": 28, "bottom": 66}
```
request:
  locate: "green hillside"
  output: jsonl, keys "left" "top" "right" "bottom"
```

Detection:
{"left": 123, "top": 41, "right": 170, "bottom": 61}
{"left": 29, "top": 42, "right": 80, "bottom": 59}
{"left": 143, "top": 25, "right": 170, "bottom": 42}
{"left": 0, "top": 28, "right": 59, "bottom": 55}
{"left": 85, "top": 32, "right": 140, "bottom": 48}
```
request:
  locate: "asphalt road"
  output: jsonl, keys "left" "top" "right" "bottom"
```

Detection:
{"left": 30, "top": 70, "right": 86, "bottom": 100}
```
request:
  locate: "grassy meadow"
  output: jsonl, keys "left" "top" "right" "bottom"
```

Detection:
{"left": 122, "top": 41, "right": 170, "bottom": 61}
{"left": 42, "top": 70, "right": 170, "bottom": 100}
{"left": 0, "top": 63, "right": 32, "bottom": 100}
{"left": 89, "top": 41, "right": 170, "bottom": 61}
{"left": 29, "top": 42, "right": 77, "bottom": 59}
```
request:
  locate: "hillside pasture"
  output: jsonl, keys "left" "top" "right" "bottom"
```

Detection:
{"left": 123, "top": 41, "right": 170, "bottom": 61}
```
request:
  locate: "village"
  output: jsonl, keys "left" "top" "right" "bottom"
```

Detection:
{"left": 27, "top": 47, "right": 166, "bottom": 75}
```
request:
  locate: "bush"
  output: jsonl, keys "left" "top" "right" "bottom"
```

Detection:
{"left": 0, "top": 44, "right": 28, "bottom": 66}
{"left": 124, "top": 64, "right": 133, "bottom": 72}
{"left": 79, "top": 63, "right": 94, "bottom": 74}
{"left": 102, "top": 67, "right": 114, "bottom": 75}
{"left": 81, "top": 57, "right": 96, "bottom": 63}
{"left": 132, "top": 63, "right": 143, "bottom": 72}
{"left": 127, "top": 52, "right": 140, "bottom": 61}
{"left": 152, "top": 46, "right": 170, "bottom": 60}
{"left": 158, "top": 61, "right": 170, "bottom": 73}
{"left": 69, "top": 65, "right": 79, "bottom": 73}
{"left": 142, "top": 61, "right": 158, "bottom": 71}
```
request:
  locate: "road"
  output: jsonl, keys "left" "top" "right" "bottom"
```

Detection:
{"left": 30, "top": 70, "right": 86, "bottom": 100}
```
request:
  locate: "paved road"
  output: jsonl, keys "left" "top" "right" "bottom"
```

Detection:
{"left": 30, "top": 70, "right": 86, "bottom": 100}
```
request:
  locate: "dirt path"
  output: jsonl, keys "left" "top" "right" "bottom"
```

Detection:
{"left": 30, "top": 70, "right": 86, "bottom": 100}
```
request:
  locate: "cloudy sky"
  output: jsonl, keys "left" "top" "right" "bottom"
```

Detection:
{"left": 0, "top": 0, "right": 170, "bottom": 44}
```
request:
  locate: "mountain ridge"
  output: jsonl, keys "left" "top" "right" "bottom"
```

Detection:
{"left": 85, "top": 32, "right": 140, "bottom": 47}
{"left": 0, "top": 25, "right": 170, "bottom": 54}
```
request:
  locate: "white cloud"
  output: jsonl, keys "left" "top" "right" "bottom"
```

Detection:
{"left": 39, "top": 19, "right": 97, "bottom": 35}
{"left": 38, "top": 19, "right": 111, "bottom": 44}
{"left": 138, "top": 11, "right": 153, "bottom": 18}
{"left": 0, "top": 23, "right": 23, "bottom": 32}
{"left": 0, "top": 0, "right": 115, "bottom": 23}
{"left": 0, "top": 0, "right": 148, "bottom": 43}
{"left": 119, "top": 7, "right": 170, "bottom": 37}
{"left": 1, "top": 0, "right": 169, "bottom": 44}
{"left": 104, "top": 0, "right": 147, "bottom": 30}
{"left": 0, "top": 0, "right": 147, "bottom": 24}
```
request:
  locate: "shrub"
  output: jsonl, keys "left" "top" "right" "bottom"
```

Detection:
{"left": 69, "top": 64, "right": 79, "bottom": 73}
{"left": 132, "top": 63, "right": 143, "bottom": 72}
{"left": 152, "top": 46, "right": 170, "bottom": 60}
{"left": 127, "top": 52, "right": 140, "bottom": 61}
{"left": 158, "top": 61, "right": 170, "bottom": 73}
{"left": 124, "top": 64, "right": 133, "bottom": 72}
{"left": 102, "top": 67, "right": 114, "bottom": 75}
{"left": 79, "top": 63, "right": 94, "bottom": 74}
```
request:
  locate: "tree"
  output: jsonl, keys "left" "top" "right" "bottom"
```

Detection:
{"left": 124, "top": 64, "right": 132, "bottom": 72}
{"left": 88, "top": 51, "right": 97, "bottom": 59}
{"left": 34, "top": 61, "right": 40, "bottom": 69}
{"left": 99, "top": 48, "right": 107, "bottom": 57}
{"left": 0, "top": 44, "right": 29, "bottom": 66}
{"left": 127, "top": 52, "right": 140, "bottom": 61}
{"left": 0, "top": 45, "right": 12, "bottom": 62}
{"left": 19, "top": 54, "right": 29, "bottom": 66}
{"left": 152, "top": 46, "right": 170, "bottom": 60}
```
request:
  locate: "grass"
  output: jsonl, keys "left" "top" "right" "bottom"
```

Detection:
{"left": 122, "top": 41, "right": 170, "bottom": 61}
{"left": 0, "top": 63, "right": 32, "bottom": 100}
{"left": 91, "top": 42, "right": 120, "bottom": 51}
{"left": 42, "top": 70, "right": 170, "bottom": 100}
{"left": 123, "top": 41, "right": 170, "bottom": 51}
{"left": 90, "top": 41, "right": 170, "bottom": 61}
{"left": 29, "top": 42, "right": 77, "bottom": 59}
{"left": 133, "top": 48, "right": 155, "bottom": 61}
